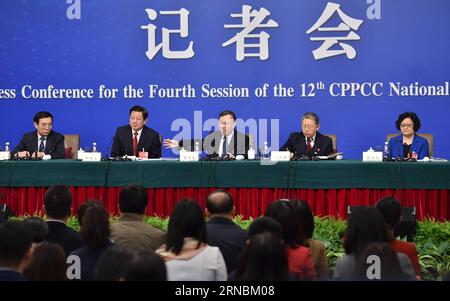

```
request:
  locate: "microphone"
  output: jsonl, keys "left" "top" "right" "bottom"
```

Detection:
{"left": 103, "top": 136, "right": 116, "bottom": 161}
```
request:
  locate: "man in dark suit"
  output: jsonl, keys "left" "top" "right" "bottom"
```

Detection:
{"left": 163, "top": 110, "right": 250, "bottom": 159}
{"left": 280, "top": 112, "right": 333, "bottom": 158}
{"left": 44, "top": 185, "right": 82, "bottom": 256}
{"left": 205, "top": 190, "right": 248, "bottom": 273}
{"left": 0, "top": 220, "right": 32, "bottom": 281}
{"left": 111, "top": 105, "right": 162, "bottom": 158}
{"left": 12, "top": 111, "right": 65, "bottom": 159}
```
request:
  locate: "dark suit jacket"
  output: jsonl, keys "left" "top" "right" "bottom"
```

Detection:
{"left": 206, "top": 217, "right": 248, "bottom": 273}
{"left": 111, "top": 125, "right": 162, "bottom": 158}
{"left": 0, "top": 270, "right": 26, "bottom": 281}
{"left": 280, "top": 132, "right": 333, "bottom": 157}
{"left": 180, "top": 129, "right": 250, "bottom": 158}
{"left": 12, "top": 131, "right": 65, "bottom": 159}
{"left": 45, "top": 221, "right": 82, "bottom": 256}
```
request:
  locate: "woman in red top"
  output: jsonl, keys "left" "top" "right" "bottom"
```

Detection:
{"left": 376, "top": 197, "right": 422, "bottom": 279}
{"left": 265, "top": 200, "right": 317, "bottom": 280}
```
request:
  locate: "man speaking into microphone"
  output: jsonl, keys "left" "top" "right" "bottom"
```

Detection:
{"left": 163, "top": 110, "right": 250, "bottom": 159}
{"left": 111, "top": 105, "right": 162, "bottom": 158}
{"left": 280, "top": 112, "right": 333, "bottom": 159}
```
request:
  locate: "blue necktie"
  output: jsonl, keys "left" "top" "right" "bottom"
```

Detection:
{"left": 222, "top": 136, "right": 227, "bottom": 157}
{"left": 39, "top": 137, "right": 45, "bottom": 152}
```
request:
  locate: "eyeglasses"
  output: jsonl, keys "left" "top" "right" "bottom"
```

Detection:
{"left": 400, "top": 124, "right": 414, "bottom": 128}
{"left": 302, "top": 124, "right": 316, "bottom": 129}
{"left": 219, "top": 121, "right": 234, "bottom": 126}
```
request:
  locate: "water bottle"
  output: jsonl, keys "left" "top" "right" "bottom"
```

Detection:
{"left": 92, "top": 142, "right": 97, "bottom": 153}
{"left": 194, "top": 141, "right": 200, "bottom": 152}
{"left": 383, "top": 141, "right": 390, "bottom": 162}
{"left": 261, "top": 142, "right": 270, "bottom": 160}
{"left": 4, "top": 142, "right": 10, "bottom": 152}
{"left": 247, "top": 146, "right": 255, "bottom": 160}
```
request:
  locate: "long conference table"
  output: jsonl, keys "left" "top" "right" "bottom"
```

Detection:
{"left": 0, "top": 159, "right": 448, "bottom": 220}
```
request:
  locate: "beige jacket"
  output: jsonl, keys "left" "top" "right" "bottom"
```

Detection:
{"left": 111, "top": 213, "right": 165, "bottom": 253}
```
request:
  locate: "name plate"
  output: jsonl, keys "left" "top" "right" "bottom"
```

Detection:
{"left": 82, "top": 152, "right": 102, "bottom": 162}
{"left": 270, "top": 151, "right": 291, "bottom": 161}
{"left": 179, "top": 151, "right": 199, "bottom": 162}
{"left": 363, "top": 151, "right": 383, "bottom": 162}
{"left": 0, "top": 151, "right": 10, "bottom": 160}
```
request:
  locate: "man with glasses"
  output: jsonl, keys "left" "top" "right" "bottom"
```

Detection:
{"left": 13, "top": 111, "right": 65, "bottom": 159}
{"left": 164, "top": 110, "right": 250, "bottom": 159}
{"left": 280, "top": 112, "right": 333, "bottom": 159}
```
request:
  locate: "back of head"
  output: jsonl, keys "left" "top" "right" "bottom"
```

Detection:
{"left": 289, "top": 199, "right": 315, "bottom": 240}
{"left": 44, "top": 185, "right": 72, "bottom": 220}
{"left": 375, "top": 197, "right": 402, "bottom": 229}
{"left": 206, "top": 190, "right": 233, "bottom": 215}
{"left": 96, "top": 245, "right": 135, "bottom": 281}
{"left": 264, "top": 200, "right": 303, "bottom": 247}
{"left": 23, "top": 242, "right": 67, "bottom": 281}
{"left": 23, "top": 217, "right": 48, "bottom": 243}
{"left": 248, "top": 216, "right": 282, "bottom": 239}
{"left": 0, "top": 220, "right": 32, "bottom": 268}
{"left": 123, "top": 252, "right": 167, "bottom": 281}
{"left": 119, "top": 185, "right": 148, "bottom": 215}
{"left": 344, "top": 207, "right": 388, "bottom": 256}
{"left": 235, "top": 232, "right": 289, "bottom": 281}
{"left": 166, "top": 199, "right": 207, "bottom": 255}
{"left": 77, "top": 201, "right": 111, "bottom": 249}
{"left": 355, "top": 242, "right": 407, "bottom": 281}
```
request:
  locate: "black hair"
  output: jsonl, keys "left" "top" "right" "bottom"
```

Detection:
{"left": 129, "top": 105, "right": 148, "bottom": 120}
{"left": 123, "top": 252, "right": 167, "bottom": 281}
{"left": 44, "top": 185, "right": 72, "bottom": 219}
{"left": 344, "top": 207, "right": 388, "bottom": 257}
{"left": 235, "top": 232, "right": 289, "bottom": 281}
{"left": 289, "top": 200, "right": 315, "bottom": 239}
{"left": 0, "top": 220, "right": 32, "bottom": 266}
{"left": 206, "top": 189, "right": 233, "bottom": 214}
{"left": 355, "top": 242, "right": 408, "bottom": 281}
{"left": 96, "top": 245, "right": 135, "bottom": 281}
{"left": 77, "top": 201, "right": 111, "bottom": 249}
{"left": 264, "top": 200, "right": 303, "bottom": 247}
{"left": 23, "top": 242, "right": 67, "bottom": 281}
{"left": 33, "top": 111, "right": 53, "bottom": 124}
{"left": 375, "top": 196, "right": 402, "bottom": 228}
{"left": 119, "top": 185, "right": 148, "bottom": 215}
{"left": 165, "top": 199, "right": 207, "bottom": 255}
{"left": 248, "top": 216, "right": 282, "bottom": 239}
{"left": 23, "top": 217, "right": 48, "bottom": 243}
{"left": 219, "top": 110, "right": 236, "bottom": 120}
{"left": 395, "top": 112, "right": 421, "bottom": 132}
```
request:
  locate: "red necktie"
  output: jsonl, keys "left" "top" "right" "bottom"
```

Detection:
{"left": 307, "top": 137, "right": 312, "bottom": 151}
{"left": 133, "top": 131, "right": 138, "bottom": 156}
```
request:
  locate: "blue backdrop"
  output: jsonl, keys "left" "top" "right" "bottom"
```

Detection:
{"left": 1, "top": 0, "right": 449, "bottom": 158}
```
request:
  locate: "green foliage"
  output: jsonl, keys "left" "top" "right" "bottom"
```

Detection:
{"left": 143, "top": 215, "right": 169, "bottom": 232}
{"left": 414, "top": 218, "right": 450, "bottom": 280}
{"left": 312, "top": 217, "right": 346, "bottom": 269}
{"left": 232, "top": 215, "right": 254, "bottom": 231}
